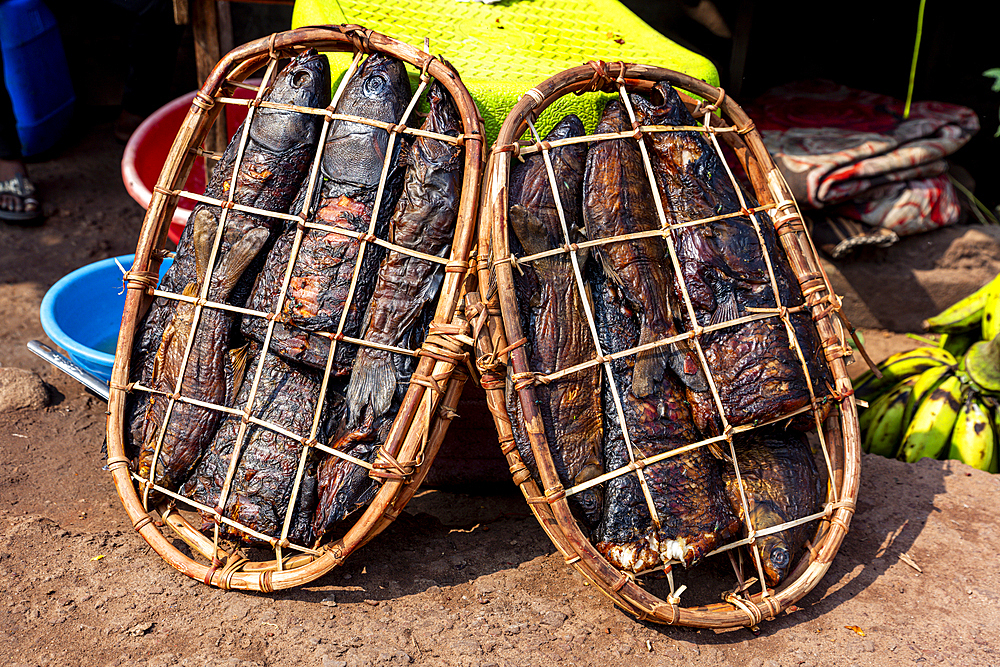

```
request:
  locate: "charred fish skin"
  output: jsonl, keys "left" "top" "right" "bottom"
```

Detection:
{"left": 183, "top": 348, "right": 334, "bottom": 546}
{"left": 134, "top": 216, "right": 269, "bottom": 501}
{"left": 243, "top": 53, "right": 412, "bottom": 373}
{"left": 508, "top": 114, "right": 588, "bottom": 251}
{"left": 132, "top": 49, "right": 331, "bottom": 361}
{"left": 590, "top": 264, "right": 739, "bottom": 572}
{"left": 310, "top": 431, "right": 383, "bottom": 544}
{"left": 126, "top": 50, "right": 331, "bottom": 456}
{"left": 581, "top": 100, "right": 705, "bottom": 400}
{"left": 505, "top": 114, "right": 603, "bottom": 529}
{"left": 722, "top": 427, "right": 822, "bottom": 586}
{"left": 635, "top": 82, "right": 833, "bottom": 432}
{"left": 342, "top": 79, "right": 463, "bottom": 438}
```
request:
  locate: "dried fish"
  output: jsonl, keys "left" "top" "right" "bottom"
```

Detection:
{"left": 505, "top": 114, "right": 603, "bottom": 528}
{"left": 182, "top": 347, "right": 343, "bottom": 545}
{"left": 242, "top": 53, "right": 412, "bottom": 373}
{"left": 127, "top": 50, "right": 331, "bottom": 460}
{"left": 133, "top": 214, "right": 267, "bottom": 501}
{"left": 342, "top": 79, "right": 463, "bottom": 440}
{"left": 634, "top": 82, "right": 833, "bottom": 433}
{"left": 722, "top": 427, "right": 822, "bottom": 586}
{"left": 590, "top": 264, "right": 739, "bottom": 572}
{"left": 581, "top": 99, "right": 705, "bottom": 400}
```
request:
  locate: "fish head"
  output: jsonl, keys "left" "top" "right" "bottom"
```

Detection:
{"left": 747, "top": 502, "right": 795, "bottom": 586}
{"left": 322, "top": 54, "right": 411, "bottom": 191}
{"left": 647, "top": 82, "right": 690, "bottom": 125}
{"left": 249, "top": 49, "right": 331, "bottom": 153}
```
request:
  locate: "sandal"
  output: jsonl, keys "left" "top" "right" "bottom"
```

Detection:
{"left": 0, "top": 173, "right": 42, "bottom": 222}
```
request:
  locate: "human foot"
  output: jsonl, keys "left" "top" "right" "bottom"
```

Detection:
{"left": 0, "top": 160, "right": 41, "bottom": 222}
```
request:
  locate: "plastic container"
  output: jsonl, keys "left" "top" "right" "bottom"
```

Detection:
{"left": 0, "top": 0, "right": 75, "bottom": 156}
{"left": 121, "top": 85, "right": 255, "bottom": 245}
{"left": 40, "top": 255, "right": 172, "bottom": 382}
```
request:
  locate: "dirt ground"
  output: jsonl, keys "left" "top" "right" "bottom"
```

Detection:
{"left": 1, "top": 115, "right": 999, "bottom": 667}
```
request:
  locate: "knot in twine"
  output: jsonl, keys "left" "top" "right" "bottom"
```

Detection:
{"left": 582, "top": 60, "right": 628, "bottom": 94}
{"left": 342, "top": 25, "right": 374, "bottom": 54}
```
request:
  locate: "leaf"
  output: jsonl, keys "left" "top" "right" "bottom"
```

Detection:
{"left": 845, "top": 625, "right": 866, "bottom": 637}
{"left": 983, "top": 69, "right": 1000, "bottom": 93}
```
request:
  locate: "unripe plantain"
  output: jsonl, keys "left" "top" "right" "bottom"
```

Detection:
{"left": 982, "top": 274, "right": 1000, "bottom": 342}
{"left": 899, "top": 374, "right": 964, "bottom": 463}
{"left": 854, "top": 347, "right": 956, "bottom": 404}
{"left": 924, "top": 274, "right": 997, "bottom": 333}
{"left": 902, "top": 364, "right": 955, "bottom": 428}
{"left": 864, "top": 380, "right": 915, "bottom": 458}
{"left": 948, "top": 390, "right": 996, "bottom": 471}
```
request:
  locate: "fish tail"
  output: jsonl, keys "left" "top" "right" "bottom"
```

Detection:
{"left": 191, "top": 209, "right": 217, "bottom": 285}
{"left": 345, "top": 346, "right": 397, "bottom": 432}
{"left": 633, "top": 322, "right": 669, "bottom": 398}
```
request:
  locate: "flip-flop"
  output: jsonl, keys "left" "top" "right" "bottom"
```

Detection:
{"left": 0, "top": 173, "right": 42, "bottom": 222}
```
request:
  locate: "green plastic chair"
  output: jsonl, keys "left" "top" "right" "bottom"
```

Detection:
{"left": 292, "top": 0, "right": 719, "bottom": 144}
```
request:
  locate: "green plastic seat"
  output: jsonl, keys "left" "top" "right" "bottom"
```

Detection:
{"left": 291, "top": 0, "right": 719, "bottom": 144}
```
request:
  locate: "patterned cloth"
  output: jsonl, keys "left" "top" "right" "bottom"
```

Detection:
{"left": 746, "top": 80, "right": 979, "bottom": 236}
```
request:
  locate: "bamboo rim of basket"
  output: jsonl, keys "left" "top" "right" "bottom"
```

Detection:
{"left": 105, "top": 24, "right": 484, "bottom": 591}
{"left": 473, "top": 61, "right": 863, "bottom": 627}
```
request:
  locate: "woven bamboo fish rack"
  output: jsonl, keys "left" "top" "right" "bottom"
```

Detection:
{"left": 105, "top": 25, "right": 484, "bottom": 591}
{"left": 470, "top": 62, "right": 864, "bottom": 627}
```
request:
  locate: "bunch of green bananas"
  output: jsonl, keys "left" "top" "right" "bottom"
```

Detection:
{"left": 854, "top": 272, "right": 1000, "bottom": 473}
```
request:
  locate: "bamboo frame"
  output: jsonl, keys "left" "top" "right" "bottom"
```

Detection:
{"left": 473, "top": 62, "right": 862, "bottom": 627}
{"left": 106, "top": 25, "right": 484, "bottom": 591}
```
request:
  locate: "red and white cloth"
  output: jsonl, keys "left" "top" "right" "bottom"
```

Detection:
{"left": 746, "top": 80, "right": 980, "bottom": 236}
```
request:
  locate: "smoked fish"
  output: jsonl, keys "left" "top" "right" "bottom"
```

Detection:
{"left": 133, "top": 214, "right": 268, "bottom": 502}
{"left": 581, "top": 99, "right": 705, "bottom": 400}
{"left": 342, "top": 79, "right": 463, "bottom": 439}
{"left": 634, "top": 82, "right": 833, "bottom": 433}
{"left": 242, "top": 53, "right": 411, "bottom": 373}
{"left": 505, "top": 114, "right": 603, "bottom": 528}
{"left": 127, "top": 50, "right": 331, "bottom": 458}
{"left": 182, "top": 346, "right": 341, "bottom": 545}
{"left": 311, "top": 423, "right": 387, "bottom": 544}
{"left": 721, "top": 427, "right": 822, "bottom": 586}
{"left": 590, "top": 264, "right": 739, "bottom": 572}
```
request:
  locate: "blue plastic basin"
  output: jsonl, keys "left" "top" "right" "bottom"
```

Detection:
{"left": 40, "top": 255, "right": 172, "bottom": 382}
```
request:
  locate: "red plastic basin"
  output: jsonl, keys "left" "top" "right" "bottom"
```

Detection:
{"left": 121, "top": 84, "right": 258, "bottom": 244}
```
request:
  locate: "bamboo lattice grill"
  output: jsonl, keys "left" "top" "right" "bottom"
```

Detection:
{"left": 106, "top": 25, "right": 484, "bottom": 591}
{"left": 472, "top": 61, "right": 865, "bottom": 627}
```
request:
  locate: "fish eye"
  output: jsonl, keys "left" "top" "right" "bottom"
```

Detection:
{"left": 363, "top": 74, "right": 387, "bottom": 96}
{"left": 291, "top": 71, "right": 311, "bottom": 88}
{"left": 770, "top": 547, "right": 789, "bottom": 569}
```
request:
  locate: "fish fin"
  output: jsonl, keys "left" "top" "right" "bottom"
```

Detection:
{"left": 710, "top": 289, "right": 740, "bottom": 327}
{"left": 191, "top": 209, "right": 218, "bottom": 285}
{"left": 509, "top": 205, "right": 552, "bottom": 257}
{"left": 596, "top": 248, "right": 625, "bottom": 288}
{"left": 345, "top": 347, "right": 397, "bottom": 432}
{"left": 228, "top": 344, "right": 251, "bottom": 401}
{"left": 213, "top": 227, "right": 269, "bottom": 295}
{"left": 633, "top": 322, "right": 670, "bottom": 398}
{"left": 666, "top": 340, "right": 709, "bottom": 393}
{"left": 152, "top": 325, "right": 172, "bottom": 381}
